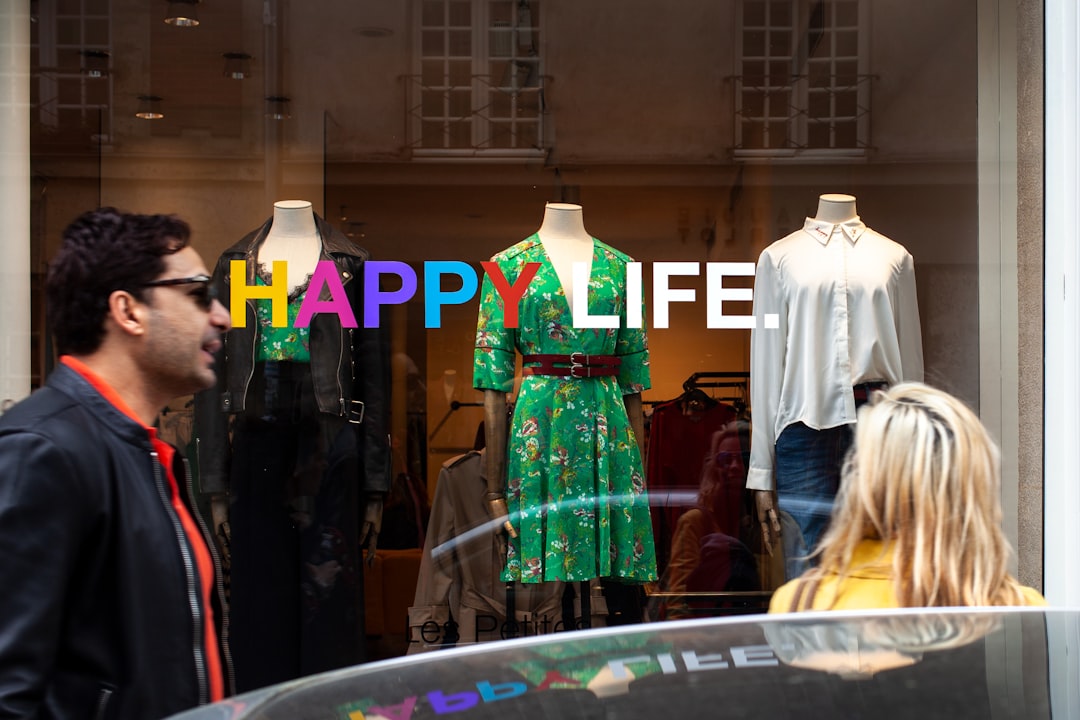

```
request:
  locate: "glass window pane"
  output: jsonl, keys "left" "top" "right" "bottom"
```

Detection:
{"left": 743, "top": 91, "right": 765, "bottom": 117}
{"left": 421, "top": 60, "right": 445, "bottom": 86}
{"left": 769, "top": 30, "right": 791, "bottom": 56}
{"left": 422, "top": 1, "right": 444, "bottom": 26}
{"left": 448, "top": 1, "right": 471, "bottom": 26}
{"left": 743, "top": 60, "right": 766, "bottom": 82}
{"left": 448, "top": 30, "right": 471, "bottom": 56}
{"left": 836, "top": 30, "right": 858, "bottom": 57}
{"left": 808, "top": 91, "right": 830, "bottom": 118}
{"left": 57, "top": 18, "right": 80, "bottom": 45}
{"left": 836, "top": 1, "right": 859, "bottom": 26}
{"left": 421, "top": 119, "right": 444, "bottom": 147}
{"left": 57, "top": 78, "right": 81, "bottom": 104}
{"left": 834, "top": 119, "right": 858, "bottom": 147}
{"left": 85, "top": 81, "right": 108, "bottom": 106}
{"left": 449, "top": 60, "right": 471, "bottom": 86}
{"left": 835, "top": 91, "right": 857, "bottom": 117}
{"left": 744, "top": 0, "right": 766, "bottom": 26}
{"left": 744, "top": 30, "right": 765, "bottom": 56}
{"left": 84, "top": 19, "right": 108, "bottom": 46}
{"left": 490, "top": 90, "right": 512, "bottom": 117}
{"left": 768, "top": 60, "right": 790, "bottom": 85}
{"left": 85, "top": 0, "right": 109, "bottom": 14}
{"left": 766, "top": 120, "right": 789, "bottom": 147}
{"left": 808, "top": 60, "right": 830, "bottom": 87}
{"left": 489, "top": 0, "right": 512, "bottom": 24}
{"left": 422, "top": 91, "right": 444, "bottom": 117}
{"left": 742, "top": 119, "right": 765, "bottom": 147}
{"left": 490, "top": 27, "right": 512, "bottom": 57}
{"left": 515, "top": 121, "right": 538, "bottom": 148}
{"left": 422, "top": 30, "right": 445, "bottom": 56}
{"left": 768, "top": 90, "right": 789, "bottom": 117}
{"left": 448, "top": 119, "right": 471, "bottom": 147}
{"left": 56, "top": 0, "right": 81, "bottom": 14}
{"left": 808, "top": 121, "right": 830, "bottom": 147}
{"left": 490, "top": 120, "right": 512, "bottom": 148}
{"left": 835, "top": 59, "right": 859, "bottom": 84}
{"left": 769, "top": 0, "right": 792, "bottom": 26}
{"left": 449, "top": 89, "right": 471, "bottom": 116}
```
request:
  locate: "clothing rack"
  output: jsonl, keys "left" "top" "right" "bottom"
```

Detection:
{"left": 680, "top": 371, "right": 750, "bottom": 416}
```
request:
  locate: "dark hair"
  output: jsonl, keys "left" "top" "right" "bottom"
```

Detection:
{"left": 46, "top": 207, "right": 191, "bottom": 355}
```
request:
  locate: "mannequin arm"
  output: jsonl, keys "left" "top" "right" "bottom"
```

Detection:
{"left": 483, "top": 390, "right": 516, "bottom": 540}
{"left": 754, "top": 490, "right": 781, "bottom": 556}
{"left": 361, "top": 495, "right": 384, "bottom": 566}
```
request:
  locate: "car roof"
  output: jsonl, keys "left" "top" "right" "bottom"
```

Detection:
{"left": 170, "top": 607, "right": 1080, "bottom": 720}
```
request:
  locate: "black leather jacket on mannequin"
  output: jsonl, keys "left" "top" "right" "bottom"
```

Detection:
{"left": 194, "top": 212, "right": 391, "bottom": 499}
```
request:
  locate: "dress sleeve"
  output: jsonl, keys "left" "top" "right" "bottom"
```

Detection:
{"left": 747, "top": 249, "right": 786, "bottom": 492}
{"left": 473, "top": 262, "right": 518, "bottom": 393}
{"left": 616, "top": 278, "right": 650, "bottom": 394}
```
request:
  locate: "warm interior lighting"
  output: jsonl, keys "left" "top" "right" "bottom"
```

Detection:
{"left": 223, "top": 52, "right": 253, "bottom": 80}
{"left": 81, "top": 50, "right": 110, "bottom": 78}
{"left": 165, "top": 0, "right": 200, "bottom": 27}
{"left": 265, "top": 96, "right": 292, "bottom": 120}
{"left": 135, "top": 95, "right": 164, "bottom": 120}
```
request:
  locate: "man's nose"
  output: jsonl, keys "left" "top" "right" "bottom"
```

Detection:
{"left": 209, "top": 298, "right": 232, "bottom": 332}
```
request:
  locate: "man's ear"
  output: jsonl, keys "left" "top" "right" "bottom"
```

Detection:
{"left": 106, "top": 290, "right": 149, "bottom": 338}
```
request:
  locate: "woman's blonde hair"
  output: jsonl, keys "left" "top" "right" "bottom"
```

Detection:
{"left": 797, "top": 382, "right": 1028, "bottom": 608}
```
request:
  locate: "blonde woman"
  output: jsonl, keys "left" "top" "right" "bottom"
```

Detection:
{"left": 769, "top": 382, "right": 1046, "bottom": 612}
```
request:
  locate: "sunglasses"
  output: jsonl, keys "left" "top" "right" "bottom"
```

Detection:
{"left": 141, "top": 274, "right": 217, "bottom": 311}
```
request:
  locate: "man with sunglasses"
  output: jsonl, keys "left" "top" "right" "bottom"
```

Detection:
{"left": 0, "top": 208, "right": 233, "bottom": 718}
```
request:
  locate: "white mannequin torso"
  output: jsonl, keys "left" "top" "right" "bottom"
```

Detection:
{"left": 258, "top": 200, "right": 323, "bottom": 294}
{"left": 813, "top": 193, "right": 858, "bottom": 224}
{"left": 536, "top": 202, "right": 593, "bottom": 306}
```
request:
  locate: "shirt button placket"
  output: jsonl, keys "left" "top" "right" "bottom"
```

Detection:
{"left": 835, "top": 228, "right": 855, "bottom": 421}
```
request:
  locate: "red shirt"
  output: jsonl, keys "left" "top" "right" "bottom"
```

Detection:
{"left": 61, "top": 356, "right": 225, "bottom": 702}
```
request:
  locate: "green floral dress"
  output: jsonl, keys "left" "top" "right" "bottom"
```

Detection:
{"left": 473, "top": 235, "right": 658, "bottom": 583}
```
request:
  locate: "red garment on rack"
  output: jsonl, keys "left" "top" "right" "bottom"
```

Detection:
{"left": 646, "top": 399, "right": 737, "bottom": 576}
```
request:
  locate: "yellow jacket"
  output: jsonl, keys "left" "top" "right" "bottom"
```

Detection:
{"left": 768, "top": 540, "right": 1047, "bottom": 612}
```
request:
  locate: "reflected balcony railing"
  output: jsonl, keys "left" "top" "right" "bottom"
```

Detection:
{"left": 404, "top": 73, "right": 548, "bottom": 158}
{"left": 732, "top": 73, "right": 874, "bottom": 159}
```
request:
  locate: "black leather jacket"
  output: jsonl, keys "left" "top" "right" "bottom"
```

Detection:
{"left": 0, "top": 364, "right": 231, "bottom": 719}
{"left": 194, "top": 212, "right": 391, "bottom": 497}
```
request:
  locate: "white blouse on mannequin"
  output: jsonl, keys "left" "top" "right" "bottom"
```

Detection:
{"left": 746, "top": 194, "right": 924, "bottom": 493}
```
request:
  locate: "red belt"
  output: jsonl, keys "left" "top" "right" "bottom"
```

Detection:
{"left": 522, "top": 353, "right": 621, "bottom": 378}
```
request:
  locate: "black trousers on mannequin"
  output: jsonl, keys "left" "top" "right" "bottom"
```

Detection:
{"left": 228, "top": 362, "right": 365, "bottom": 692}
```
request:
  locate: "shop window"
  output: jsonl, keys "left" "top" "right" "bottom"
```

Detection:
{"left": 31, "top": 0, "right": 112, "bottom": 146}
{"left": 409, "top": 0, "right": 545, "bottom": 158}
{"left": 734, "top": 0, "right": 869, "bottom": 158}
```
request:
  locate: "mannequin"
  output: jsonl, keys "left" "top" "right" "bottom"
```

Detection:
{"left": 475, "top": 202, "right": 656, "bottom": 595}
{"left": 748, "top": 194, "right": 923, "bottom": 579}
{"left": 194, "top": 200, "right": 390, "bottom": 691}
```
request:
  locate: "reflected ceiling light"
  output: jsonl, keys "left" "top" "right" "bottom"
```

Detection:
{"left": 265, "top": 96, "right": 291, "bottom": 120}
{"left": 81, "top": 50, "right": 110, "bottom": 78}
{"left": 164, "top": 0, "right": 200, "bottom": 27}
{"left": 135, "top": 95, "right": 165, "bottom": 120}
{"left": 223, "top": 52, "right": 252, "bottom": 80}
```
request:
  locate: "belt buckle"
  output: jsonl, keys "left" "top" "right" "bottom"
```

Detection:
{"left": 569, "top": 352, "right": 588, "bottom": 379}
{"left": 348, "top": 400, "right": 365, "bottom": 424}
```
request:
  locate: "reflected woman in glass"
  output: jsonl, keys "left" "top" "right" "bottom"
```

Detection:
{"left": 665, "top": 422, "right": 759, "bottom": 618}
{"left": 770, "top": 382, "right": 1046, "bottom": 611}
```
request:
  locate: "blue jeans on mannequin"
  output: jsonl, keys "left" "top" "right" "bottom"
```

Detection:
{"left": 775, "top": 422, "right": 854, "bottom": 580}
